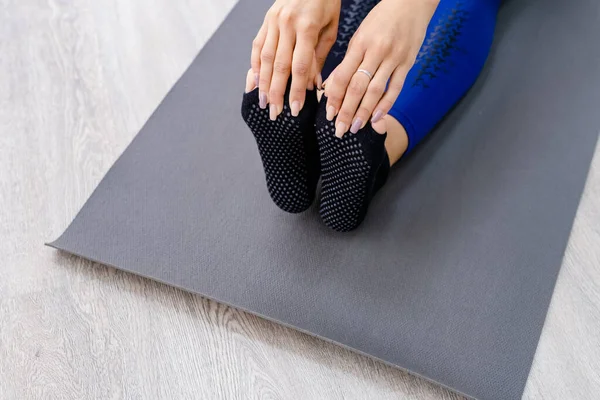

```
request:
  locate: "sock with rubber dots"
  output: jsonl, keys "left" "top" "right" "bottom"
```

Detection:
{"left": 241, "top": 83, "right": 320, "bottom": 213}
{"left": 315, "top": 96, "right": 390, "bottom": 232}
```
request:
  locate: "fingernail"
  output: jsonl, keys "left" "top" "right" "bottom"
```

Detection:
{"left": 269, "top": 104, "right": 277, "bottom": 121}
{"left": 335, "top": 122, "right": 347, "bottom": 138}
{"left": 291, "top": 101, "right": 301, "bottom": 117}
{"left": 254, "top": 73, "right": 259, "bottom": 88}
{"left": 259, "top": 92, "right": 267, "bottom": 109}
{"left": 372, "top": 109, "right": 384, "bottom": 123}
{"left": 317, "top": 73, "right": 323, "bottom": 90}
{"left": 350, "top": 118, "right": 362, "bottom": 134}
{"left": 326, "top": 106, "right": 336, "bottom": 121}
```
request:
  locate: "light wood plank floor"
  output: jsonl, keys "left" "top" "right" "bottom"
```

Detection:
{"left": 1, "top": 0, "right": 599, "bottom": 398}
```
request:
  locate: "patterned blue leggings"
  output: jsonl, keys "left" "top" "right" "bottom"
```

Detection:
{"left": 322, "top": 0, "right": 502, "bottom": 154}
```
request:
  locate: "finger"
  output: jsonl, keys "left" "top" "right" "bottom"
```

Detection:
{"left": 324, "top": 49, "right": 363, "bottom": 123}
{"left": 372, "top": 66, "right": 409, "bottom": 123}
{"left": 245, "top": 68, "right": 257, "bottom": 93}
{"left": 269, "top": 25, "right": 295, "bottom": 120}
{"left": 288, "top": 35, "right": 315, "bottom": 116}
{"left": 337, "top": 56, "right": 385, "bottom": 137}
{"left": 321, "top": 71, "right": 331, "bottom": 91}
{"left": 350, "top": 61, "right": 395, "bottom": 132}
{"left": 371, "top": 116, "right": 387, "bottom": 135}
{"left": 314, "top": 23, "right": 338, "bottom": 81}
{"left": 251, "top": 24, "right": 267, "bottom": 87}
{"left": 258, "top": 25, "right": 279, "bottom": 110}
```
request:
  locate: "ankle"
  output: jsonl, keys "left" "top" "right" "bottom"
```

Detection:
{"left": 383, "top": 115, "right": 409, "bottom": 166}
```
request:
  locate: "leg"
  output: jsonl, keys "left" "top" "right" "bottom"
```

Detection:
{"left": 385, "top": 0, "right": 502, "bottom": 165}
{"left": 315, "top": 0, "right": 501, "bottom": 231}
{"left": 321, "top": 0, "right": 381, "bottom": 81}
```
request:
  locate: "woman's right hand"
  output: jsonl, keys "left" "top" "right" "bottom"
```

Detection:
{"left": 251, "top": 0, "right": 341, "bottom": 119}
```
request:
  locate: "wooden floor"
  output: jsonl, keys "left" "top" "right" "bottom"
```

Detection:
{"left": 1, "top": 0, "right": 599, "bottom": 398}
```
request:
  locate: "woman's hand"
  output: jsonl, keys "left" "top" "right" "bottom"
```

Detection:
{"left": 252, "top": 0, "right": 341, "bottom": 120}
{"left": 324, "top": 0, "right": 439, "bottom": 137}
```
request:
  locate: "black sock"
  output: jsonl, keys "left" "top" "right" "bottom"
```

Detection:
{"left": 241, "top": 85, "right": 320, "bottom": 213}
{"left": 315, "top": 96, "right": 390, "bottom": 232}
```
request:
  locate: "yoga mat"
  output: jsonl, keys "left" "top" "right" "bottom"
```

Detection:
{"left": 49, "top": 0, "right": 600, "bottom": 398}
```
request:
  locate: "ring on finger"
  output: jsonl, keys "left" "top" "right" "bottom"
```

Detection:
{"left": 357, "top": 69, "right": 373, "bottom": 80}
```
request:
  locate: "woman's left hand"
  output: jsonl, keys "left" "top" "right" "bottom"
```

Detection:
{"left": 324, "top": 0, "right": 439, "bottom": 137}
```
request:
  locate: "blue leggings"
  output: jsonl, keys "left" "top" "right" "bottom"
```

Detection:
{"left": 322, "top": 0, "right": 502, "bottom": 154}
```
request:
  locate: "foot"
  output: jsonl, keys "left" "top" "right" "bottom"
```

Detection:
{"left": 315, "top": 95, "right": 390, "bottom": 232}
{"left": 241, "top": 70, "right": 320, "bottom": 213}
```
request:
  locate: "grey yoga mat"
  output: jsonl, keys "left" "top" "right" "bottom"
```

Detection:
{"left": 49, "top": 0, "right": 600, "bottom": 398}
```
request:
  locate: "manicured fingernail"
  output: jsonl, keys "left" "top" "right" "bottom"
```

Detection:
{"left": 317, "top": 73, "right": 323, "bottom": 90}
{"left": 291, "top": 101, "right": 301, "bottom": 117}
{"left": 259, "top": 92, "right": 267, "bottom": 109}
{"left": 371, "top": 109, "right": 384, "bottom": 123}
{"left": 350, "top": 118, "right": 362, "bottom": 134}
{"left": 335, "top": 122, "right": 347, "bottom": 138}
{"left": 254, "top": 73, "right": 259, "bottom": 88}
{"left": 269, "top": 104, "right": 277, "bottom": 121}
{"left": 326, "top": 106, "right": 336, "bottom": 121}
